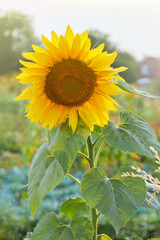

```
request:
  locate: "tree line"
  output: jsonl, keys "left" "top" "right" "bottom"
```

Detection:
{"left": 0, "top": 11, "right": 138, "bottom": 82}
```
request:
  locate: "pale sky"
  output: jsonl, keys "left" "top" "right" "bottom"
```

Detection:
{"left": 1, "top": 0, "right": 160, "bottom": 60}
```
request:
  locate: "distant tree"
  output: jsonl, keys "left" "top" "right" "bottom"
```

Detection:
{"left": 89, "top": 31, "right": 138, "bottom": 83}
{"left": 114, "top": 51, "right": 139, "bottom": 83}
{"left": 0, "top": 11, "right": 39, "bottom": 75}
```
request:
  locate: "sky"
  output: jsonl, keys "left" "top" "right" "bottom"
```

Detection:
{"left": 1, "top": 0, "right": 160, "bottom": 60}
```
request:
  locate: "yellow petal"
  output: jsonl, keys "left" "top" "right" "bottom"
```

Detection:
{"left": 58, "top": 35, "right": 70, "bottom": 59}
{"left": 78, "top": 106, "right": 94, "bottom": 131}
{"left": 41, "top": 103, "right": 55, "bottom": 128}
{"left": 69, "top": 108, "right": 78, "bottom": 132}
{"left": 34, "top": 53, "right": 54, "bottom": 67}
{"left": 97, "top": 66, "right": 128, "bottom": 79}
{"left": 78, "top": 38, "right": 91, "bottom": 61}
{"left": 92, "top": 92, "right": 117, "bottom": 111}
{"left": 107, "top": 66, "right": 128, "bottom": 73}
{"left": 42, "top": 35, "right": 62, "bottom": 61}
{"left": 27, "top": 95, "right": 48, "bottom": 123}
{"left": 89, "top": 51, "right": 117, "bottom": 70}
{"left": 32, "top": 45, "right": 51, "bottom": 56}
{"left": 51, "top": 31, "right": 59, "bottom": 47}
{"left": 85, "top": 102, "right": 104, "bottom": 127}
{"left": 55, "top": 106, "right": 70, "bottom": 127}
{"left": 18, "top": 67, "right": 47, "bottom": 77}
{"left": 19, "top": 60, "right": 44, "bottom": 69}
{"left": 96, "top": 80, "right": 124, "bottom": 95}
{"left": 18, "top": 76, "right": 44, "bottom": 84}
{"left": 14, "top": 86, "right": 34, "bottom": 100}
{"left": 80, "top": 30, "right": 88, "bottom": 47}
{"left": 86, "top": 43, "right": 104, "bottom": 62}
{"left": 22, "top": 52, "right": 37, "bottom": 62}
{"left": 48, "top": 104, "right": 63, "bottom": 131}
{"left": 70, "top": 34, "right": 81, "bottom": 58}
{"left": 65, "top": 25, "right": 74, "bottom": 48}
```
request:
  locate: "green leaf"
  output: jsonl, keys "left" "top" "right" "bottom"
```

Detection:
{"left": 116, "top": 79, "right": 160, "bottom": 98}
{"left": 60, "top": 197, "right": 90, "bottom": 218}
{"left": 31, "top": 212, "right": 94, "bottom": 240}
{"left": 28, "top": 120, "right": 89, "bottom": 217}
{"left": 81, "top": 167, "right": 147, "bottom": 233}
{"left": 48, "top": 118, "right": 90, "bottom": 162}
{"left": 94, "top": 125, "right": 102, "bottom": 133}
{"left": 97, "top": 234, "right": 112, "bottom": 240}
{"left": 20, "top": 184, "right": 28, "bottom": 200}
{"left": 102, "top": 111, "right": 160, "bottom": 158}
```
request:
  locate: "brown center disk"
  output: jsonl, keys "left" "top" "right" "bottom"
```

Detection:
{"left": 44, "top": 59, "right": 97, "bottom": 106}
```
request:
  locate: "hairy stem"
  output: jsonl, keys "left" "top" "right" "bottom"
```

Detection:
{"left": 87, "top": 133, "right": 94, "bottom": 168}
{"left": 92, "top": 208, "right": 98, "bottom": 240}
{"left": 87, "top": 134, "right": 98, "bottom": 240}
{"left": 67, "top": 173, "right": 81, "bottom": 186}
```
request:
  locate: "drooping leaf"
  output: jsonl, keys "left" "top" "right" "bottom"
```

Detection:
{"left": 102, "top": 111, "right": 160, "bottom": 158}
{"left": 97, "top": 234, "right": 112, "bottom": 240}
{"left": 60, "top": 197, "right": 90, "bottom": 218}
{"left": 20, "top": 184, "right": 28, "bottom": 200}
{"left": 81, "top": 167, "right": 147, "bottom": 233}
{"left": 31, "top": 212, "right": 94, "bottom": 240}
{"left": 28, "top": 120, "right": 89, "bottom": 217}
{"left": 116, "top": 79, "right": 160, "bottom": 98}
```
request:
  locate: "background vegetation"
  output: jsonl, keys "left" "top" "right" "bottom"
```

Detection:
{"left": 0, "top": 11, "right": 160, "bottom": 240}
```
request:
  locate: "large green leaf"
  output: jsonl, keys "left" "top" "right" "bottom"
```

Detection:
{"left": 28, "top": 120, "right": 89, "bottom": 217}
{"left": 31, "top": 212, "right": 94, "bottom": 240}
{"left": 60, "top": 197, "right": 90, "bottom": 218}
{"left": 81, "top": 167, "right": 147, "bottom": 233}
{"left": 102, "top": 111, "right": 160, "bottom": 158}
{"left": 116, "top": 79, "right": 160, "bottom": 98}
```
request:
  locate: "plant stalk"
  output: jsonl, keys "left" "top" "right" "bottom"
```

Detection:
{"left": 67, "top": 173, "right": 81, "bottom": 186}
{"left": 87, "top": 134, "right": 98, "bottom": 240}
{"left": 92, "top": 208, "right": 98, "bottom": 240}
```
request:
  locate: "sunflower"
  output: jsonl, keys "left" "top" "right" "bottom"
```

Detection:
{"left": 15, "top": 26, "right": 127, "bottom": 132}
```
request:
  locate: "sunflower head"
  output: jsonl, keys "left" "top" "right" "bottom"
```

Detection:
{"left": 15, "top": 26, "right": 127, "bottom": 132}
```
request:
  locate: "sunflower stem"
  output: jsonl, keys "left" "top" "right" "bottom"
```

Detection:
{"left": 92, "top": 208, "right": 98, "bottom": 240}
{"left": 87, "top": 133, "right": 94, "bottom": 168}
{"left": 87, "top": 133, "right": 98, "bottom": 240}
